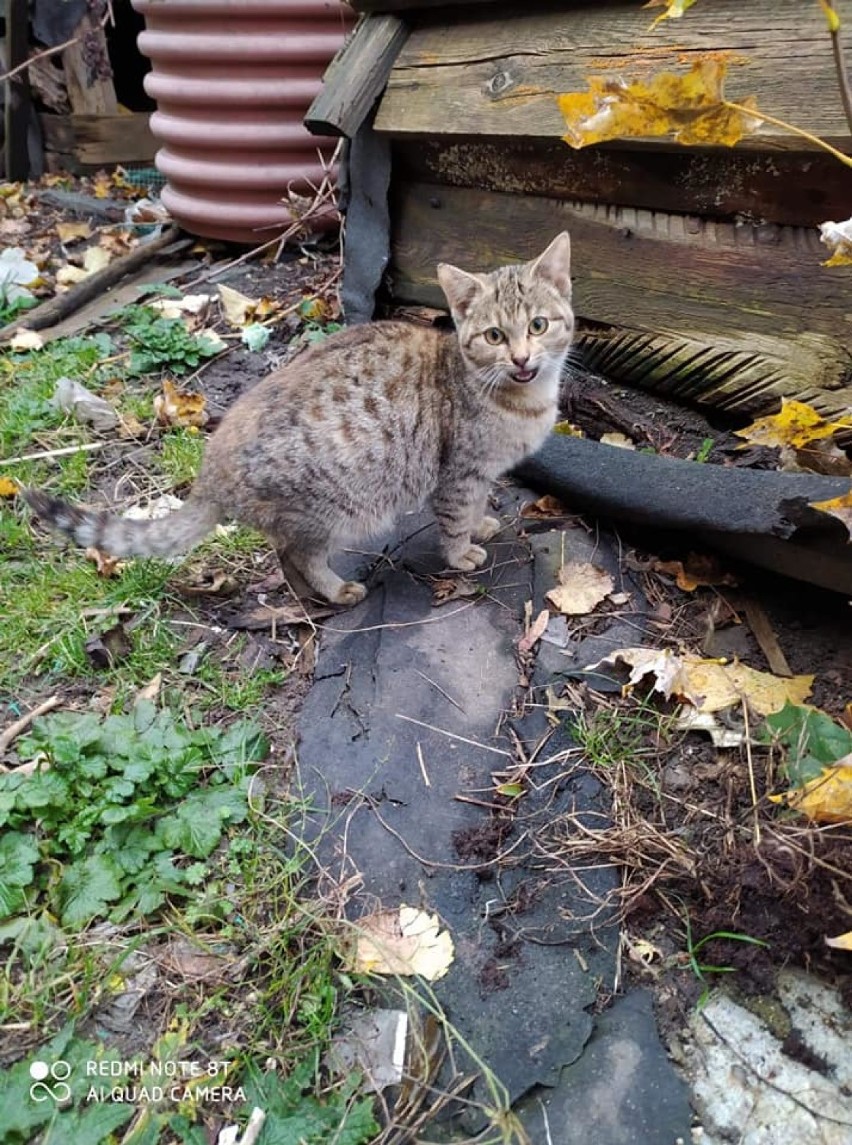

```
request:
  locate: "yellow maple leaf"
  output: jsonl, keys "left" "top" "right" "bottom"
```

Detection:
{"left": 591, "top": 646, "right": 813, "bottom": 716}
{"left": 735, "top": 399, "right": 852, "bottom": 450}
{"left": 645, "top": 0, "right": 698, "bottom": 29}
{"left": 810, "top": 489, "right": 852, "bottom": 540}
{"left": 558, "top": 57, "right": 761, "bottom": 149}
{"left": 0, "top": 476, "right": 19, "bottom": 498}
{"left": 769, "top": 764, "right": 852, "bottom": 823}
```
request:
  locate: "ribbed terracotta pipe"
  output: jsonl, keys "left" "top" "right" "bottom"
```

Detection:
{"left": 132, "top": 0, "right": 353, "bottom": 244}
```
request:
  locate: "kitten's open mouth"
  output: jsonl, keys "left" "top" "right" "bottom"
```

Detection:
{"left": 511, "top": 367, "right": 538, "bottom": 384}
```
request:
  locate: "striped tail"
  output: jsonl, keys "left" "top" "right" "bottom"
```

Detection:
{"left": 22, "top": 489, "right": 219, "bottom": 558}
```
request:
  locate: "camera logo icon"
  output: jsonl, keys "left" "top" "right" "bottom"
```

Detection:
{"left": 29, "top": 1060, "right": 72, "bottom": 1103}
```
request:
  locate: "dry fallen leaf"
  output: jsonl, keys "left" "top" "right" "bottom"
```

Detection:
{"left": 150, "top": 293, "right": 212, "bottom": 321}
{"left": 430, "top": 575, "right": 480, "bottom": 606}
{"left": 218, "top": 283, "right": 256, "bottom": 327}
{"left": 520, "top": 494, "right": 573, "bottom": 519}
{"left": 153, "top": 379, "right": 208, "bottom": 429}
{"left": 769, "top": 761, "right": 852, "bottom": 824}
{"left": 85, "top": 622, "right": 132, "bottom": 669}
{"left": 9, "top": 329, "right": 43, "bottom": 352}
{"left": 123, "top": 494, "right": 184, "bottom": 522}
{"left": 83, "top": 245, "right": 111, "bottom": 275}
{"left": 0, "top": 476, "right": 19, "bottom": 498}
{"left": 735, "top": 399, "right": 852, "bottom": 450}
{"left": 85, "top": 546, "right": 125, "bottom": 578}
{"left": 645, "top": 0, "right": 698, "bottom": 27}
{"left": 351, "top": 906, "right": 454, "bottom": 981}
{"left": 590, "top": 646, "right": 813, "bottom": 716}
{"left": 546, "top": 561, "right": 614, "bottom": 616}
{"left": 810, "top": 490, "right": 852, "bottom": 540}
{"left": 55, "top": 220, "right": 92, "bottom": 244}
{"left": 819, "top": 217, "right": 852, "bottom": 267}
{"left": 599, "top": 431, "right": 636, "bottom": 450}
{"left": 825, "top": 930, "right": 852, "bottom": 951}
{"left": 674, "top": 708, "right": 745, "bottom": 748}
{"left": 553, "top": 420, "right": 584, "bottom": 437}
{"left": 558, "top": 57, "right": 761, "bottom": 149}
{"left": 651, "top": 552, "right": 737, "bottom": 591}
{"left": 518, "top": 607, "right": 550, "bottom": 654}
{"left": 135, "top": 673, "right": 162, "bottom": 705}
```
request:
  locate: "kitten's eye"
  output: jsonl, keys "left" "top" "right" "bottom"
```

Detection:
{"left": 528, "top": 316, "right": 549, "bottom": 335}
{"left": 483, "top": 327, "right": 506, "bottom": 345}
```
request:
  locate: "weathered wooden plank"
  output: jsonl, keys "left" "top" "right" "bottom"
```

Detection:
{"left": 62, "top": 11, "right": 118, "bottom": 115}
{"left": 71, "top": 113, "right": 155, "bottom": 165}
{"left": 393, "top": 139, "right": 852, "bottom": 229}
{"left": 575, "top": 324, "right": 852, "bottom": 421}
{"left": 388, "top": 181, "right": 852, "bottom": 412}
{"left": 305, "top": 14, "right": 408, "bottom": 138}
{"left": 376, "top": 0, "right": 852, "bottom": 150}
{"left": 4, "top": 0, "right": 31, "bottom": 180}
{"left": 40, "top": 113, "right": 156, "bottom": 167}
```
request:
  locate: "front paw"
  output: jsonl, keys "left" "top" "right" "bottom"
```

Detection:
{"left": 448, "top": 544, "right": 487, "bottom": 572}
{"left": 334, "top": 580, "right": 368, "bottom": 606}
{"left": 473, "top": 515, "right": 501, "bottom": 542}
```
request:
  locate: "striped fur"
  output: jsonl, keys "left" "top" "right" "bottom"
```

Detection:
{"left": 24, "top": 233, "right": 575, "bottom": 605}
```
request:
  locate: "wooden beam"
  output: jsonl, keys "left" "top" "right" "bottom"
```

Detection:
{"left": 376, "top": 0, "right": 852, "bottom": 150}
{"left": 388, "top": 181, "right": 852, "bottom": 414}
{"left": 39, "top": 113, "right": 156, "bottom": 168}
{"left": 305, "top": 14, "right": 408, "bottom": 138}
{"left": 62, "top": 11, "right": 118, "bottom": 115}
{"left": 393, "top": 139, "right": 852, "bottom": 229}
{"left": 4, "top": 0, "right": 31, "bottom": 180}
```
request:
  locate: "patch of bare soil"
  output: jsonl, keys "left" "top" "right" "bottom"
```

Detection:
{"left": 565, "top": 566, "right": 850, "bottom": 1015}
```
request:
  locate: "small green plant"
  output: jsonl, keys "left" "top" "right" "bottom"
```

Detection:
{"left": 694, "top": 436, "right": 714, "bottom": 463}
{"left": 682, "top": 914, "right": 769, "bottom": 1008}
{"left": 763, "top": 700, "right": 852, "bottom": 786}
{"left": 0, "top": 703, "right": 268, "bottom": 928}
{"left": 122, "top": 306, "right": 221, "bottom": 375}
{"left": 240, "top": 1053, "right": 378, "bottom": 1145}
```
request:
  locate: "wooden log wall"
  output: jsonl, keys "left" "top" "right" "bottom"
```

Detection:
{"left": 356, "top": 0, "right": 852, "bottom": 417}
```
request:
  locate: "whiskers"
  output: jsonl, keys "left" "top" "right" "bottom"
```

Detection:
{"left": 473, "top": 362, "right": 509, "bottom": 399}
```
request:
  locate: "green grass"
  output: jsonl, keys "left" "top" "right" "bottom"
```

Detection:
{"left": 194, "top": 659, "right": 288, "bottom": 712}
{"left": 158, "top": 427, "right": 205, "bottom": 488}
{"left": 0, "top": 327, "right": 388, "bottom": 1145}
{"left": 0, "top": 507, "right": 181, "bottom": 689}
{"left": 569, "top": 696, "right": 671, "bottom": 793}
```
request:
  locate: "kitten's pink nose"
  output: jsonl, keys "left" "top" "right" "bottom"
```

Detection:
{"left": 511, "top": 352, "right": 530, "bottom": 368}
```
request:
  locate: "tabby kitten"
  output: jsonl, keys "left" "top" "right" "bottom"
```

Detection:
{"left": 24, "top": 233, "right": 575, "bottom": 605}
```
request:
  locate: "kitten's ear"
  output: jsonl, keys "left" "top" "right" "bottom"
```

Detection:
{"left": 526, "top": 232, "right": 572, "bottom": 296}
{"left": 437, "top": 263, "right": 485, "bottom": 319}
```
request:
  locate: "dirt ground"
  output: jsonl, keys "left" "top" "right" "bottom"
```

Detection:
{"left": 2, "top": 176, "right": 850, "bottom": 1135}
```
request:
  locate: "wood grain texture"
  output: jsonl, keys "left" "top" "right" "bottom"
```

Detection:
{"left": 376, "top": 0, "right": 852, "bottom": 150}
{"left": 393, "top": 139, "right": 852, "bottom": 228}
{"left": 388, "top": 181, "right": 852, "bottom": 411}
{"left": 62, "top": 12, "right": 117, "bottom": 116}
{"left": 305, "top": 14, "right": 408, "bottom": 138}
{"left": 40, "top": 113, "right": 155, "bottom": 167}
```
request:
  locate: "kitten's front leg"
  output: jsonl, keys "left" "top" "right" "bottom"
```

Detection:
{"left": 431, "top": 482, "right": 493, "bottom": 572}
